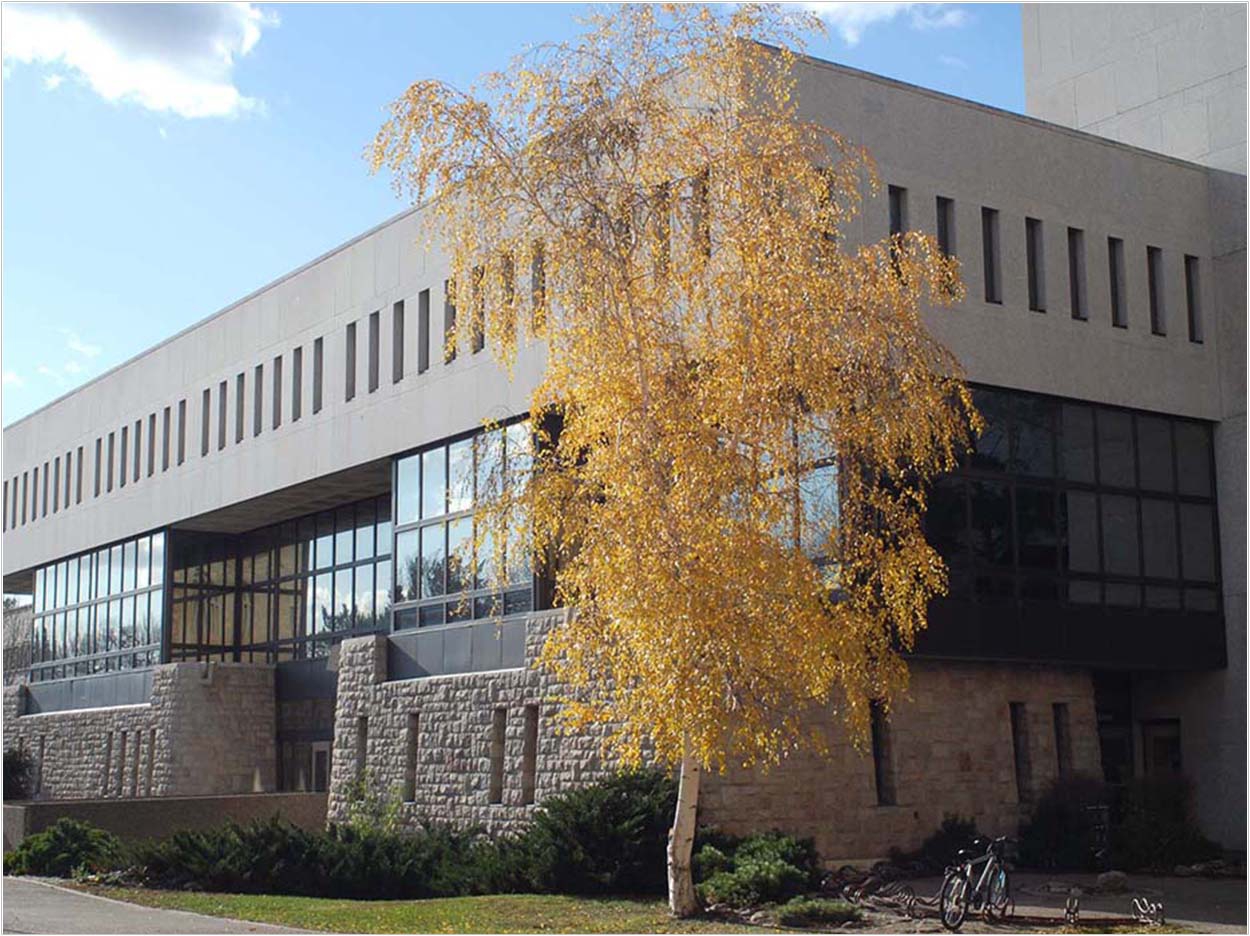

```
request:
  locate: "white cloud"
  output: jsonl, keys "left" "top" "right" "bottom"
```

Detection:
{"left": 799, "top": 3, "right": 969, "bottom": 46}
{"left": 2, "top": 371, "right": 26, "bottom": 388}
{"left": 60, "top": 329, "right": 102, "bottom": 358}
{"left": 1, "top": 3, "right": 277, "bottom": 118}
{"left": 36, "top": 364, "right": 65, "bottom": 384}
{"left": 938, "top": 53, "right": 968, "bottom": 69}
{"left": 63, "top": 360, "right": 84, "bottom": 375}
{"left": 42, "top": 72, "right": 64, "bottom": 90}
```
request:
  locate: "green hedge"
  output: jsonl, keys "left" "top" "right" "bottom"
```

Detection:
{"left": 8, "top": 769, "right": 678, "bottom": 902}
{"left": 6, "top": 772, "right": 838, "bottom": 915}
{"left": 5, "top": 819, "right": 123, "bottom": 877}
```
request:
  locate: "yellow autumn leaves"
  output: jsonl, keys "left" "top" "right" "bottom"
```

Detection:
{"left": 371, "top": 4, "right": 979, "bottom": 773}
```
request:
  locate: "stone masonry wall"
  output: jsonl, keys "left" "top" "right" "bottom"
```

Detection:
{"left": 327, "top": 613, "right": 623, "bottom": 834}
{"left": 329, "top": 612, "right": 1101, "bottom": 860}
{"left": 699, "top": 660, "right": 1101, "bottom": 860}
{"left": 4, "top": 662, "right": 277, "bottom": 800}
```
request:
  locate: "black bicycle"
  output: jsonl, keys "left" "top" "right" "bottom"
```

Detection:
{"left": 939, "top": 836, "right": 1012, "bottom": 931}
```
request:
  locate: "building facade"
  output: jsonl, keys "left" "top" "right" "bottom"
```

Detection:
{"left": 1023, "top": 3, "right": 1246, "bottom": 173}
{"left": 4, "top": 55, "right": 1245, "bottom": 857}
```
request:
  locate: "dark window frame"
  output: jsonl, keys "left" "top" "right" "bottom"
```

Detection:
{"left": 928, "top": 384, "right": 1220, "bottom": 614}
{"left": 1026, "top": 217, "right": 1045, "bottom": 312}
{"left": 981, "top": 207, "right": 1001, "bottom": 304}
{"left": 1108, "top": 236, "right": 1127, "bottom": 328}
{"left": 1067, "top": 227, "right": 1087, "bottom": 320}
{"left": 1147, "top": 245, "right": 1165, "bottom": 336}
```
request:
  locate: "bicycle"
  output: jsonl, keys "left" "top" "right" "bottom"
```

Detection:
{"left": 939, "top": 835, "right": 1012, "bottom": 931}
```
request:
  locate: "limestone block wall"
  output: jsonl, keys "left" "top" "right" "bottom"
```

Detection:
{"left": 329, "top": 614, "right": 1101, "bottom": 861}
{"left": 327, "top": 613, "right": 623, "bottom": 834}
{"left": 699, "top": 660, "right": 1101, "bottom": 861}
{"left": 4, "top": 661, "right": 278, "bottom": 800}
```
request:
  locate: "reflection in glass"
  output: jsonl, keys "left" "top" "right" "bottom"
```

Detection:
{"left": 448, "top": 439, "right": 474, "bottom": 513}
{"left": 971, "top": 390, "right": 1011, "bottom": 471}
{"left": 1015, "top": 487, "right": 1057, "bottom": 569}
{"left": 447, "top": 517, "right": 472, "bottom": 593}
{"left": 1100, "top": 494, "right": 1139, "bottom": 576}
{"left": 334, "top": 567, "right": 354, "bottom": 629}
{"left": 314, "top": 573, "right": 333, "bottom": 635}
{"left": 1064, "top": 492, "right": 1099, "bottom": 573}
{"left": 477, "top": 430, "right": 503, "bottom": 503}
{"left": 1179, "top": 504, "right": 1216, "bottom": 581}
{"left": 136, "top": 537, "right": 150, "bottom": 590}
{"left": 123, "top": 540, "right": 137, "bottom": 593}
{"left": 397, "top": 455, "right": 420, "bottom": 525}
{"left": 395, "top": 530, "right": 419, "bottom": 602}
{"left": 969, "top": 481, "right": 1012, "bottom": 566}
{"left": 1097, "top": 410, "right": 1134, "bottom": 488}
{"left": 110, "top": 545, "right": 123, "bottom": 595}
{"left": 1140, "top": 499, "right": 1178, "bottom": 578}
{"left": 335, "top": 506, "right": 355, "bottom": 568}
{"left": 355, "top": 499, "right": 375, "bottom": 562}
{"left": 1061, "top": 404, "right": 1095, "bottom": 482}
{"left": 1136, "top": 417, "right": 1174, "bottom": 492}
{"left": 315, "top": 512, "right": 334, "bottom": 570}
{"left": 421, "top": 524, "right": 446, "bottom": 597}
{"left": 1175, "top": 422, "right": 1212, "bottom": 497}
{"left": 476, "top": 527, "right": 496, "bottom": 590}
{"left": 1014, "top": 396, "right": 1056, "bottom": 476}
{"left": 422, "top": 447, "right": 446, "bottom": 519}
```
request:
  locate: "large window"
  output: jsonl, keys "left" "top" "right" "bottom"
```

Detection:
{"left": 169, "top": 495, "right": 392, "bottom": 662}
{"left": 925, "top": 386, "right": 1219, "bottom": 612}
{"left": 29, "top": 531, "right": 166, "bottom": 681}
{"left": 392, "top": 422, "right": 533, "bottom": 629}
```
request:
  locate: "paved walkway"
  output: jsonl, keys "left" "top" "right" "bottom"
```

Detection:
{"left": 900, "top": 871, "right": 1247, "bottom": 933}
{"left": 2, "top": 877, "right": 307, "bottom": 934}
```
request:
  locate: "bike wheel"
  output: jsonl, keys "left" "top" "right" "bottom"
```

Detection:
{"left": 986, "top": 865, "right": 1010, "bottom": 919}
{"left": 940, "top": 871, "right": 969, "bottom": 931}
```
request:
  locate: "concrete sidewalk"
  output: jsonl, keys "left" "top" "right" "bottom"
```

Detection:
{"left": 903, "top": 871, "right": 1247, "bottom": 933}
{"left": 2, "top": 877, "right": 308, "bottom": 935}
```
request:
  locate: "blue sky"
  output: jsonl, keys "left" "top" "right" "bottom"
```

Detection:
{"left": 1, "top": 3, "right": 1023, "bottom": 424}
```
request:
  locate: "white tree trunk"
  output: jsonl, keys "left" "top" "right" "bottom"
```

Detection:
{"left": 667, "top": 748, "right": 702, "bottom": 917}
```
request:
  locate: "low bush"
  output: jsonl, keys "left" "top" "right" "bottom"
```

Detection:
{"left": 694, "top": 830, "right": 821, "bottom": 909}
{"left": 5, "top": 818, "right": 124, "bottom": 877}
{"left": 888, "top": 815, "right": 982, "bottom": 873}
{"left": 1017, "top": 773, "right": 1110, "bottom": 871}
{"left": 1013, "top": 773, "right": 1221, "bottom": 872}
{"left": 16, "top": 768, "right": 675, "bottom": 902}
{"left": 135, "top": 815, "right": 490, "bottom": 899}
{"left": 519, "top": 767, "right": 677, "bottom": 895}
{"left": 1112, "top": 775, "right": 1221, "bottom": 871}
{"left": 4, "top": 748, "right": 33, "bottom": 801}
{"left": 775, "top": 896, "right": 862, "bottom": 928}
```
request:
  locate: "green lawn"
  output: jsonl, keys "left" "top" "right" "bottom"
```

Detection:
{"left": 73, "top": 885, "right": 1193, "bottom": 934}
{"left": 77, "top": 887, "right": 762, "bottom": 933}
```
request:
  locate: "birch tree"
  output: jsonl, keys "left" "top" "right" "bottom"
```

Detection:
{"left": 371, "top": 3, "right": 978, "bottom": 916}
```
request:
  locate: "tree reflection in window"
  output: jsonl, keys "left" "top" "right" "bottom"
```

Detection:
{"left": 926, "top": 385, "right": 1220, "bottom": 614}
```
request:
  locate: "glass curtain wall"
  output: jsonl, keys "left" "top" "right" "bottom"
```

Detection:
{"left": 169, "top": 494, "right": 392, "bottom": 662}
{"left": 926, "top": 386, "right": 1220, "bottom": 612}
{"left": 392, "top": 421, "right": 534, "bottom": 629}
{"left": 29, "top": 531, "right": 166, "bottom": 681}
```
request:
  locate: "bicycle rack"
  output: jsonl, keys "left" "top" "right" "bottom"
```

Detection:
{"left": 1064, "top": 893, "right": 1080, "bottom": 924}
{"left": 1132, "top": 896, "right": 1166, "bottom": 926}
{"left": 826, "top": 859, "right": 1172, "bottom": 931}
